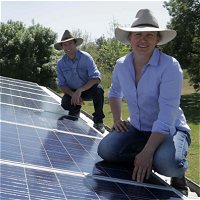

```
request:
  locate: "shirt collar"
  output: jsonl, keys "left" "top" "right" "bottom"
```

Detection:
{"left": 147, "top": 48, "right": 160, "bottom": 67}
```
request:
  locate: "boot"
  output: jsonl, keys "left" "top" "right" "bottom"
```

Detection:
{"left": 171, "top": 176, "right": 188, "bottom": 196}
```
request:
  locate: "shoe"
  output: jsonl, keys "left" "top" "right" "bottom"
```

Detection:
{"left": 93, "top": 123, "right": 105, "bottom": 133}
{"left": 58, "top": 115, "right": 78, "bottom": 121}
{"left": 171, "top": 176, "right": 188, "bottom": 196}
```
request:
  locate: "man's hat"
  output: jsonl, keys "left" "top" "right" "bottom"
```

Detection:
{"left": 54, "top": 30, "right": 83, "bottom": 50}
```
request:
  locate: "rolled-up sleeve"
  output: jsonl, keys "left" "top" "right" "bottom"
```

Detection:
{"left": 108, "top": 63, "right": 123, "bottom": 99}
{"left": 57, "top": 61, "right": 67, "bottom": 87}
{"left": 87, "top": 54, "right": 101, "bottom": 80}
{"left": 152, "top": 59, "right": 183, "bottom": 135}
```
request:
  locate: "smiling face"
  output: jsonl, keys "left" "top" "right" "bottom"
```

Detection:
{"left": 61, "top": 39, "right": 77, "bottom": 59}
{"left": 129, "top": 31, "right": 160, "bottom": 59}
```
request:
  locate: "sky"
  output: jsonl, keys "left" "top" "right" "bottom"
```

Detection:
{"left": 1, "top": 0, "right": 171, "bottom": 42}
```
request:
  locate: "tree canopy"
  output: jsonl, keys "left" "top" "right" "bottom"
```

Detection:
{"left": 163, "top": 0, "right": 200, "bottom": 90}
{"left": 0, "top": 20, "right": 59, "bottom": 89}
{"left": 1, "top": 1, "right": 200, "bottom": 92}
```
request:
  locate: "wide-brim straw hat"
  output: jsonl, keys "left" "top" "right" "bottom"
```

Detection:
{"left": 54, "top": 30, "right": 83, "bottom": 50}
{"left": 115, "top": 9, "right": 177, "bottom": 45}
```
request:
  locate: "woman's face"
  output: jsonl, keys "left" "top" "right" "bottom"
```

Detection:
{"left": 129, "top": 31, "right": 160, "bottom": 58}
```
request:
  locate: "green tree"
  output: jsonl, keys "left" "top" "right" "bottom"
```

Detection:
{"left": 95, "top": 36, "right": 107, "bottom": 49}
{"left": 94, "top": 20, "right": 130, "bottom": 73}
{"left": 0, "top": 20, "right": 58, "bottom": 89}
{"left": 72, "top": 28, "right": 92, "bottom": 50}
{"left": 163, "top": 0, "right": 200, "bottom": 91}
{"left": 96, "top": 38, "right": 130, "bottom": 72}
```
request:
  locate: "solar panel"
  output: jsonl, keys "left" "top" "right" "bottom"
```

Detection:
{"left": 0, "top": 76, "right": 186, "bottom": 199}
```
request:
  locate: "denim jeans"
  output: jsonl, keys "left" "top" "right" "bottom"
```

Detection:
{"left": 61, "top": 84, "right": 105, "bottom": 123}
{"left": 97, "top": 123, "right": 191, "bottom": 178}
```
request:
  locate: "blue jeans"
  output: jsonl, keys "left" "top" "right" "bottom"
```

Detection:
{"left": 61, "top": 84, "right": 105, "bottom": 123}
{"left": 97, "top": 124, "right": 191, "bottom": 177}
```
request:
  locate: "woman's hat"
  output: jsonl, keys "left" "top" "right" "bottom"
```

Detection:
{"left": 54, "top": 30, "right": 83, "bottom": 50}
{"left": 115, "top": 9, "right": 177, "bottom": 45}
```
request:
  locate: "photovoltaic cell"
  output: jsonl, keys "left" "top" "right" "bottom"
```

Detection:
{"left": 1, "top": 92, "right": 60, "bottom": 110}
{"left": 0, "top": 76, "right": 42, "bottom": 87}
{"left": 0, "top": 76, "right": 184, "bottom": 200}
{"left": 1, "top": 121, "right": 102, "bottom": 172}
{"left": 1, "top": 87, "right": 58, "bottom": 103}
{"left": 0, "top": 82, "right": 47, "bottom": 95}
{"left": 1, "top": 163, "right": 182, "bottom": 200}
{"left": 1, "top": 104, "right": 101, "bottom": 137}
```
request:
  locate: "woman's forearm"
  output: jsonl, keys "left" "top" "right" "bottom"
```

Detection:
{"left": 109, "top": 97, "right": 123, "bottom": 122}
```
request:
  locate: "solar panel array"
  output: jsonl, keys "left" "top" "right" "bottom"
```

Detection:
{"left": 0, "top": 76, "right": 186, "bottom": 199}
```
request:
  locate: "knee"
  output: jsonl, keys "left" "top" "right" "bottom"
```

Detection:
{"left": 92, "top": 84, "right": 104, "bottom": 96}
{"left": 61, "top": 94, "right": 71, "bottom": 110}
{"left": 154, "top": 163, "right": 186, "bottom": 178}
{"left": 97, "top": 86, "right": 104, "bottom": 95}
{"left": 97, "top": 140, "right": 111, "bottom": 160}
{"left": 97, "top": 138, "right": 119, "bottom": 161}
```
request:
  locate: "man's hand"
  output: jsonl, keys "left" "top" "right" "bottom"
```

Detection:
{"left": 71, "top": 88, "right": 84, "bottom": 106}
{"left": 112, "top": 120, "right": 128, "bottom": 132}
{"left": 132, "top": 150, "right": 153, "bottom": 182}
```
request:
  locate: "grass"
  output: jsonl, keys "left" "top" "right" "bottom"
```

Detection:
{"left": 185, "top": 123, "right": 200, "bottom": 184}
{"left": 180, "top": 92, "right": 200, "bottom": 185}
{"left": 180, "top": 78, "right": 200, "bottom": 185}
{"left": 82, "top": 73, "right": 200, "bottom": 185}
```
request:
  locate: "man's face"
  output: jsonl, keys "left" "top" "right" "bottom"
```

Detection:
{"left": 61, "top": 40, "right": 76, "bottom": 58}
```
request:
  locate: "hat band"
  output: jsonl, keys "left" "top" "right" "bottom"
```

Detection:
{"left": 132, "top": 23, "right": 159, "bottom": 28}
{"left": 61, "top": 37, "right": 75, "bottom": 41}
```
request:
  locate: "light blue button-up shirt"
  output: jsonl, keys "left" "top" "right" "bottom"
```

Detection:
{"left": 57, "top": 50, "right": 101, "bottom": 89}
{"left": 108, "top": 48, "right": 190, "bottom": 135}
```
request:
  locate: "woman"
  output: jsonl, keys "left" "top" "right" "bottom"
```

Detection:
{"left": 98, "top": 9, "right": 191, "bottom": 196}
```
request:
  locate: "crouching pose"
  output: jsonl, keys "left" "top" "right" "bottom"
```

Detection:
{"left": 54, "top": 30, "right": 105, "bottom": 133}
{"left": 98, "top": 9, "right": 191, "bottom": 196}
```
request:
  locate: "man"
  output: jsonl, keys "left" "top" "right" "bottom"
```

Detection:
{"left": 54, "top": 30, "right": 105, "bottom": 133}
{"left": 97, "top": 9, "right": 191, "bottom": 195}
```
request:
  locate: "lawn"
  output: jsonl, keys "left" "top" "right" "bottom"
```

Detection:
{"left": 82, "top": 74, "right": 200, "bottom": 185}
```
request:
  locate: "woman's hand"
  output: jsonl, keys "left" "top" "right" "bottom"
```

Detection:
{"left": 132, "top": 132, "right": 165, "bottom": 182}
{"left": 132, "top": 149, "right": 153, "bottom": 182}
{"left": 112, "top": 120, "right": 128, "bottom": 132}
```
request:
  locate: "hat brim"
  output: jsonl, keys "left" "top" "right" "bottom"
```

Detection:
{"left": 115, "top": 27, "right": 177, "bottom": 45}
{"left": 54, "top": 38, "right": 83, "bottom": 50}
